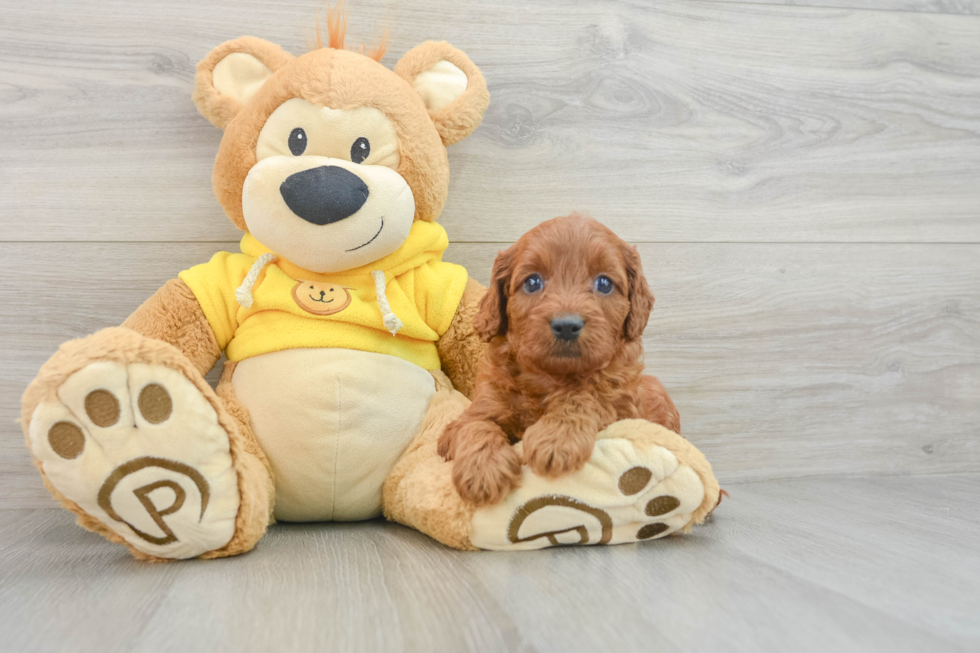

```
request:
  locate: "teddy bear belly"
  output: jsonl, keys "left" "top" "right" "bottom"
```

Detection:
{"left": 231, "top": 347, "right": 436, "bottom": 522}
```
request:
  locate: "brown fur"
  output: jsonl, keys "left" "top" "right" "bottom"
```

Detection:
{"left": 195, "top": 39, "right": 488, "bottom": 230}
{"left": 382, "top": 370, "right": 479, "bottom": 550}
{"left": 193, "top": 36, "right": 295, "bottom": 130}
{"left": 438, "top": 215, "right": 680, "bottom": 506}
{"left": 436, "top": 277, "right": 488, "bottom": 399}
{"left": 121, "top": 278, "right": 222, "bottom": 376}
{"left": 209, "top": 361, "right": 278, "bottom": 547}
{"left": 394, "top": 40, "right": 491, "bottom": 147}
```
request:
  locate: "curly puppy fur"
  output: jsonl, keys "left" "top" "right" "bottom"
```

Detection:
{"left": 438, "top": 214, "right": 681, "bottom": 506}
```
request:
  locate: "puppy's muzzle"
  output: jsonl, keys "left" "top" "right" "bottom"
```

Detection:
{"left": 551, "top": 314, "right": 584, "bottom": 342}
{"left": 280, "top": 166, "right": 369, "bottom": 226}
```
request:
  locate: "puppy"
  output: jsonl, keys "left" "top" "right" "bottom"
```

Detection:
{"left": 438, "top": 214, "right": 680, "bottom": 506}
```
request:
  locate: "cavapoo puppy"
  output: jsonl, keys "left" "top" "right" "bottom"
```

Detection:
{"left": 438, "top": 214, "right": 680, "bottom": 506}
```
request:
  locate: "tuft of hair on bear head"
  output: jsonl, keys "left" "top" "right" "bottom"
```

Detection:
{"left": 308, "top": 0, "right": 390, "bottom": 62}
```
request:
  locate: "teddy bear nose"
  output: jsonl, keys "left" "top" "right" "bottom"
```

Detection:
{"left": 280, "top": 166, "right": 369, "bottom": 226}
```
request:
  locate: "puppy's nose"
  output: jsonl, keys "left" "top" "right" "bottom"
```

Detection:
{"left": 551, "top": 314, "right": 584, "bottom": 342}
{"left": 280, "top": 166, "right": 369, "bottom": 225}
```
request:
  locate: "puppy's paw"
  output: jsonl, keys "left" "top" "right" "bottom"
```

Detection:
{"left": 522, "top": 419, "right": 595, "bottom": 479}
{"left": 437, "top": 421, "right": 461, "bottom": 461}
{"left": 452, "top": 437, "right": 522, "bottom": 506}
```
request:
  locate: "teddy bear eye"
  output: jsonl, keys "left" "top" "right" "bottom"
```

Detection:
{"left": 594, "top": 275, "right": 614, "bottom": 295}
{"left": 289, "top": 128, "right": 307, "bottom": 156}
{"left": 523, "top": 273, "right": 543, "bottom": 294}
{"left": 351, "top": 137, "right": 370, "bottom": 164}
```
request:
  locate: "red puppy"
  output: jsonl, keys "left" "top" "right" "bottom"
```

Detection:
{"left": 438, "top": 214, "right": 680, "bottom": 505}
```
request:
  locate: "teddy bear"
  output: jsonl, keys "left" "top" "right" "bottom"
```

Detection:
{"left": 20, "top": 18, "right": 719, "bottom": 560}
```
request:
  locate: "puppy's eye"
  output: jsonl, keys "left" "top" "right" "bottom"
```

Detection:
{"left": 594, "top": 275, "right": 614, "bottom": 295}
{"left": 288, "top": 128, "right": 307, "bottom": 156}
{"left": 523, "top": 273, "right": 543, "bottom": 294}
{"left": 351, "top": 137, "right": 370, "bottom": 164}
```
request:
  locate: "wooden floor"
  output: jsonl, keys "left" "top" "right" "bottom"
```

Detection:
{"left": 1, "top": 0, "right": 978, "bottom": 650}
{"left": 0, "top": 474, "right": 976, "bottom": 652}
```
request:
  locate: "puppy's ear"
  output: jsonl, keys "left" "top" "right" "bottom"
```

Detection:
{"left": 474, "top": 244, "right": 517, "bottom": 342}
{"left": 622, "top": 244, "right": 654, "bottom": 342}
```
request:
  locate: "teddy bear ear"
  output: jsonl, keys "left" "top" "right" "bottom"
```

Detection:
{"left": 193, "top": 36, "right": 295, "bottom": 129}
{"left": 395, "top": 41, "right": 490, "bottom": 146}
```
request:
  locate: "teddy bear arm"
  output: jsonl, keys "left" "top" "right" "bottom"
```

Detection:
{"left": 436, "top": 276, "right": 487, "bottom": 399}
{"left": 121, "top": 278, "right": 222, "bottom": 377}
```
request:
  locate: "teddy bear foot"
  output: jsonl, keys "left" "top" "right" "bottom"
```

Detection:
{"left": 468, "top": 419, "right": 720, "bottom": 550}
{"left": 23, "top": 330, "right": 243, "bottom": 560}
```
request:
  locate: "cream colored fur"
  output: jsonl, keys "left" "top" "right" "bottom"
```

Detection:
{"left": 232, "top": 348, "right": 435, "bottom": 522}
{"left": 413, "top": 60, "right": 468, "bottom": 112}
{"left": 212, "top": 52, "right": 275, "bottom": 106}
{"left": 28, "top": 361, "right": 240, "bottom": 559}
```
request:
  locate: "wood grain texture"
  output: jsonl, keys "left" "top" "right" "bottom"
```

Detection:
{"left": 1, "top": 0, "right": 979, "bottom": 243}
{"left": 1, "top": 474, "right": 977, "bottom": 652}
{"left": 1, "top": 1, "right": 978, "bottom": 646}
{"left": 701, "top": 0, "right": 980, "bottom": 17}
{"left": 3, "top": 241, "right": 977, "bottom": 506}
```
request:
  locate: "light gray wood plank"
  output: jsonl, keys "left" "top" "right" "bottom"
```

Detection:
{"left": 0, "top": 509, "right": 185, "bottom": 652}
{"left": 715, "top": 475, "right": 980, "bottom": 644}
{"left": 2, "top": 241, "right": 977, "bottom": 507}
{"left": 1, "top": 475, "right": 977, "bottom": 652}
{"left": 700, "top": 0, "right": 980, "bottom": 17}
{"left": 1, "top": 0, "right": 979, "bottom": 243}
{"left": 462, "top": 473, "right": 980, "bottom": 652}
{"left": 132, "top": 524, "right": 535, "bottom": 653}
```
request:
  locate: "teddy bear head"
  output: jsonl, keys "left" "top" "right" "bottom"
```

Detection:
{"left": 192, "top": 30, "right": 488, "bottom": 273}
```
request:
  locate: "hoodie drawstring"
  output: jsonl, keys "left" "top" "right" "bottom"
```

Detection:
{"left": 235, "top": 254, "right": 403, "bottom": 337}
{"left": 372, "top": 270, "right": 403, "bottom": 336}
{"left": 235, "top": 253, "right": 278, "bottom": 308}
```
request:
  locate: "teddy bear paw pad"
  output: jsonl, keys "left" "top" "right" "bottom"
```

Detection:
{"left": 469, "top": 421, "right": 706, "bottom": 550}
{"left": 27, "top": 361, "right": 240, "bottom": 559}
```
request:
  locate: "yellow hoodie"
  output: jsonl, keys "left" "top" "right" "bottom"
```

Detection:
{"left": 179, "top": 221, "right": 468, "bottom": 370}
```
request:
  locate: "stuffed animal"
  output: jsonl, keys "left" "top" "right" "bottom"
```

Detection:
{"left": 20, "top": 16, "right": 720, "bottom": 560}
